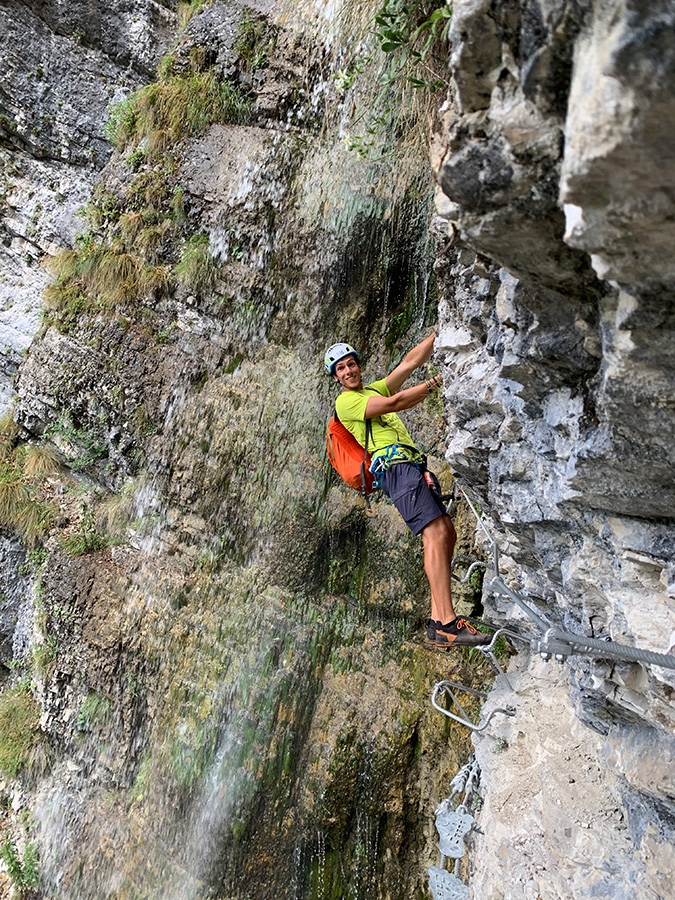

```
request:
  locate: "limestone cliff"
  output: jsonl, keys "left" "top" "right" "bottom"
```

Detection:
{"left": 431, "top": 1, "right": 675, "bottom": 897}
{"left": 1, "top": 2, "right": 483, "bottom": 899}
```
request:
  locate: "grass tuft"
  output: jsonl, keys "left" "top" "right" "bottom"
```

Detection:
{"left": 22, "top": 445, "right": 62, "bottom": 477}
{"left": 107, "top": 72, "right": 252, "bottom": 155}
{"left": 174, "top": 232, "right": 220, "bottom": 295}
{"left": 0, "top": 686, "right": 42, "bottom": 777}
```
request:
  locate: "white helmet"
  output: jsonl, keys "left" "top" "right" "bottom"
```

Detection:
{"left": 324, "top": 342, "right": 359, "bottom": 375}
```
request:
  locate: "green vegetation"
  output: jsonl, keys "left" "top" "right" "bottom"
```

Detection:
{"left": 235, "top": 10, "right": 277, "bottom": 72}
{"left": 0, "top": 412, "right": 57, "bottom": 546}
{"left": 335, "top": 0, "right": 452, "bottom": 160}
{"left": 105, "top": 71, "right": 251, "bottom": 155}
{"left": 174, "top": 232, "right": 220, "bottom": 295}
{"left": 44, "top": 413, "right": 107, "bottom": 471}
{"left": 61, "top": 505, "right": 110, "bottom": 556}
{"left": 77, "top": 692, "right": 111, "bottom": 730}
{"left": 46, "top": 33, "right": 252, "bottom": 331}
{"left": 177, "top": 0, "right": 212, "bottom": 30}
{"left": 31, "top": 635, "right": 58, "bottom": 678}
{"left": 44, "top": 237, "right": 174, "bottom": 332}
{"left": 373, "top": 0, "right": 451, "bottom": 91}
{"left": 0, "top": 838, "right": 40, "bottom": 896}
{"left": 0, "top": 685, "right": 42, "bottom": 777}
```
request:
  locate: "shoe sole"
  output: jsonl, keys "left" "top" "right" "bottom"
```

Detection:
{"left": 425, "top": 637, "right": 492, "bottom": 650}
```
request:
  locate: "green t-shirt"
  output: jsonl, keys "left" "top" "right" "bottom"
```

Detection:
{"left": 335, "top": 378, "right": 417, "bottom": 459}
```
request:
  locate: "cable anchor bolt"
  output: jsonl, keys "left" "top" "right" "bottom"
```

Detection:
{"left": 535, "top": 629, "right": 572, "bottom": 663}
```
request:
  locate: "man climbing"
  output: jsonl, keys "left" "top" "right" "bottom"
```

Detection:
{"left": 325, "top": 334, "right": 490, "bottom": 648}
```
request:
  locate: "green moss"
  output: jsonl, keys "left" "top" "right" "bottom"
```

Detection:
{"left": 77, "top": 692, "right": 111, "bottom": 730}
{"left": 167, "top": 720, "right": 218, "bottom": 791}
{"left": 0, "top": 686, "right": 42, "bottom": 777}
{"left": 31, "top": 636, "right": 58, "bottom": 678}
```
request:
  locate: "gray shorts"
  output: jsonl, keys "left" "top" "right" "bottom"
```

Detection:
{"left": 378, "top": 463, "right": 448, "bottom": 535}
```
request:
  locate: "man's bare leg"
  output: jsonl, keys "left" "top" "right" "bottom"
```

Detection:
{"left": 421, "top": 515, "right": 457, "bottom": 624}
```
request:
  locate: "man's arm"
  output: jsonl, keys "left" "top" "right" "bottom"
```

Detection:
{"left": 385, "top": 331, "right": 435, "bottom": 394}
{"left": 364, "top": 374, "right": 442, "bottom": 419}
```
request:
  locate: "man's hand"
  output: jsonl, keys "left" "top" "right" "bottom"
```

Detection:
{"left": 385, "top": 330, "right": 436, "bottom": 394}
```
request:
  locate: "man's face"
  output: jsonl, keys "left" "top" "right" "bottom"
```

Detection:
{"left": 333, "top": 355, "right": 362, "bottom": 390}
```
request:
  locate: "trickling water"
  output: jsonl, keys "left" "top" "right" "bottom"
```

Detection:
{"left": 2, "top": 0, "right": 457, "bottom": 897}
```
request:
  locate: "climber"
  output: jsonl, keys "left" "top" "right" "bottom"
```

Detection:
{"left": 325, "top": 335, "right": 490, "bottom": 648}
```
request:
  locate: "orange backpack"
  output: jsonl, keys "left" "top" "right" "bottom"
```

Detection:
{"left": 326, "top": 413, "right": 375, "bottom": 506}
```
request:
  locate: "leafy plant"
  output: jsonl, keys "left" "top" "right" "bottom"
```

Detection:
{"left": 44, "top": 415, "right": 108, "bottom": 472}
{"left": 337, "top": 0, "right": 451, "bottom": 159}
{"left": 0, "top": 837, "right": 40, "bottom": 896}
{"left": 374, "top": 0, "right": 451, "bottom": 91}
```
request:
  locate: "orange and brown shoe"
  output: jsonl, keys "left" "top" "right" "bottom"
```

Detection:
{"left": 426, "top": 617, "right": 491, "bottom": 648}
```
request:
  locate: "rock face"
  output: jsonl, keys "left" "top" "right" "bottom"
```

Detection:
{"left": 432, "top": 0, "right": 675, "bottom": 896}
{"left": 0, "top": 0, "right": 176, "bottom": 411}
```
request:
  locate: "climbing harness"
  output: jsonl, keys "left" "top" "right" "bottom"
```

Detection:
{"left": 368, "top": 442, "right": 425, "bottom": 474}
{"left": 431, "top": 481, "right": 675, "bottom": 732}
{"left": 427, "top": 756, "right": 481, "bottom": 900}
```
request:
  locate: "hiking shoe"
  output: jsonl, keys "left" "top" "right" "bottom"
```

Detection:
{"left": 427, "top": 617, "right": 492, "bottom": 648}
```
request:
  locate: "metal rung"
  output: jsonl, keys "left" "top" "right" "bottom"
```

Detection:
{"left": 432, "top": 680, "right": 516, "bottom": 732}
{"left": 436, "top": 807, "right": 474, "bottom": 858}
{"left": 428, "top": 866, "right": 470, "bottom": 900}
{"left": 451, "top": 555, "right": 487, "bottom": 584}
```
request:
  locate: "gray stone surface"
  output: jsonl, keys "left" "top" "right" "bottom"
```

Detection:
{"left": 432, "top": 0, "right": 675, "bottom": 896}
{"left": 560, "top": 0, "right": 675, "bottom": 287}
{"left": 0, "top": 0, "right": 176, "bottom": 414}
{"left": 0, "top": 537, "right": 29, "bottom": 676}
{"left": 472, "top": 655, "right": 672, "bottom": 900}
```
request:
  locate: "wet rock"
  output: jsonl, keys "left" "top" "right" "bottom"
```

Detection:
{"left": 0, "top": 538, "right": 30, "bottom": 676}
